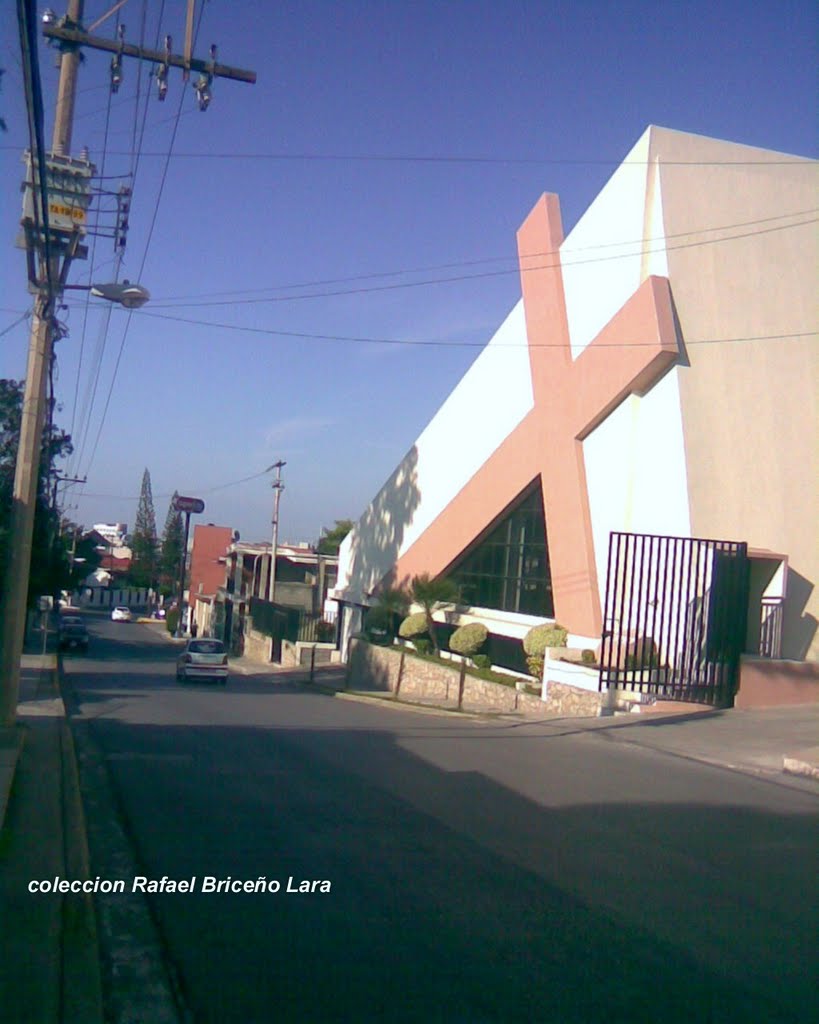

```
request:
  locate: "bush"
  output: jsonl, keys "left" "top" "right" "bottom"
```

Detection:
{"left": 398, "top": 612, "right": 428, "bottom": 639}
{"left": 449, "top": 622, "right": 488, "bottom": 657}
{"left": 581, "top": 649, "right": 597, "bottom": 666}
{"left": 413, "top": 637, "right": 432, "bottom": 655}
{"left": 472, "top": 653, "right": 491, "bottom": 670}
{"left": 523, "top": 622, "right": 568, "bottom": 658}
{"left": 165, "top": 608, "right": 180, "bottom": 634}
{"left": 525, "top": 654, "right": 544, "bottom": 680}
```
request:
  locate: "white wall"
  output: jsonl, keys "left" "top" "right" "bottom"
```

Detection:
{"left": 561, "top": 128, "right": 669, "bottom": 359}
{"left": 584, "top": 369, "right": 691, "bottom": 614}
{"left": 335, "top": 300, "right": 533, "bottom": 600}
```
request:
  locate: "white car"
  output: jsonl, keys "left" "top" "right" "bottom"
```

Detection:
{"left": 111, "top": 606, "right": 132, "bottom": 622}
{"left": 176, "top": 638, "right": 229, "bottom": 685}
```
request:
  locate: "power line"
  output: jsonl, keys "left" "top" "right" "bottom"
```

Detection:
{"left": 2, "top": 144, "right": 812, "bottom": 167}
{"left": 79, "top": 1, "right": 205, "bottom": 483}
{"left": 132, "top": 309, "right": 818, "bottom": 350}
{"left": 148, "top": 208, "right": 819, "bottom": 306}
{"left": 133, "top": 215, "right": 817, "bottom": 311}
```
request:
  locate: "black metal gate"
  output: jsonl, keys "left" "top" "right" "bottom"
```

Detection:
{"left": 599, "top": 532, "right": 749, "bottom": 707}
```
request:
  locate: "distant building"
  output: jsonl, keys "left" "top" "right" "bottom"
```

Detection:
{"left": 91, "top": 522, "right": 128, "bottom": 546}
{"left": 187, "top": 524, "right": 235, "bottom": 632}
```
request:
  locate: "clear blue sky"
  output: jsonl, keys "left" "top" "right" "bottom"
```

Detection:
{"left": 1, "top": 0, "right": 816, "bottom": 545}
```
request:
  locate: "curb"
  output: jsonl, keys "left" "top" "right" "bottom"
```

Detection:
{"left": 59, "top": 719, "right": 105, "bottom": 1024}
{"left": 0, "top": 727, "right": 26, "bottom": 833}
{"left": 782, "top": 751, "right": 819, "bottom": 780}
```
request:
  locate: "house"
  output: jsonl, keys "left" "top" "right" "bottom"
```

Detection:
{"left": 187, "top": 524, "right": 235, "bottom": 635}
{"left": 212, "top": 540, "right": 338, "bottom": 656}
{"left": 331, "top": 126, "right": 818, "bottom": 708}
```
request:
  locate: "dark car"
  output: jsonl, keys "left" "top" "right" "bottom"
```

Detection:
{"left": 58, "top": 615, "right": 89, "bottom": 652}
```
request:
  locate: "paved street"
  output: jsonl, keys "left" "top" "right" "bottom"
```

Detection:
{"left": 62, "top": 618, "right": 817, "bottom": 1023}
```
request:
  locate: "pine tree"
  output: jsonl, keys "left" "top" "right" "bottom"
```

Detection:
{"left": 129, "top": 468, "right": 158, "bottom": 587}
{"left": 158, "top": 491, "right": 183, "bottom": 594}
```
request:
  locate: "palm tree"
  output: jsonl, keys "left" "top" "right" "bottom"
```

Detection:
{"left": 409, "top": 573, "right": 458, "bottom": 654}
{"left": 372, "top": 585, "right": 410, "bottom": 637}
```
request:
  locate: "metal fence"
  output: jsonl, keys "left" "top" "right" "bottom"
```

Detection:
{"left": 599, "top": 532, "right": 749, "bottom": 708}
{"left": 249, "top": 597, "right": 337, "bottom": 646}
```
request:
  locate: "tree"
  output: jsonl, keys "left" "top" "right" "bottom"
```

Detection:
{"left": 409, "top": 572, "right": 458, "bottom": 655}
{"left": 0, "top": 379, "right": 73, "bottom": 604}
{"left": 317, "top": 519, "right": 354, "bottom": 555}
{"left": 129, "top": 468, "right": 157, "bottom": 588}
{"left": 369, "top": 585, "right": 410, "bottom": 638}
{"left": 158, "top": 491, "right": 184, "bottom": 594}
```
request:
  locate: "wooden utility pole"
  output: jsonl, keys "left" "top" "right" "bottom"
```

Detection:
{"left": 0, "top": 1, "right": 255, "bottom": 727}
{"left": 267, "top": 461, "right": 286, "bottom": 604}
{"left": 0, "top": 0, "right": 84, "bottom": 727}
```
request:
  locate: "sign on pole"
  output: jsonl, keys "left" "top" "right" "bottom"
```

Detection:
{"left": 173, "top": 495, "right": 205, "bottom": 514}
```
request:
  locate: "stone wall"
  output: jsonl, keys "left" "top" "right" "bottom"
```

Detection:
{"left": 541, "top": 680, "right": 603, "bottom": 717}
{"left": 243, "top": 627, "right": 271, "bottom": 664}
{"left": 348, "top": 639, "right": 551, "bottom": 716}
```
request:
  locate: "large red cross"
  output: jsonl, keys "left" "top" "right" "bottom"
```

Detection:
{"left": 394, "top": 193, "right": 679, "bottom": 638}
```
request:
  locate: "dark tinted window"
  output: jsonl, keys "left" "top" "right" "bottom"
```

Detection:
{"left": 445, "top": 479, "right": 553, "bottom": 617}
{"left": 189, "top": 640, "right": 224, "bottom": 654}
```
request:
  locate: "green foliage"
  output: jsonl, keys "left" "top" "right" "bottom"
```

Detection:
{"left": 398, "top": 611, "right": 428, "bottom": 639}
{"left": 413, "top": 638, "right": 432, "bottom": 655}
{"left": 165, "top": 607, "right": 180, "bottom": 634}
{"left": 317, "top": 519, "right": 354, "bottom": 555}
{"left": 158, "top": 491, "right": 183, "bottom": 591}
{"left": 523, "top": 622, "right": 568, "bottom": 657}
{"left": 581, "top": 649, "right": 597, "bottom": 666}
{"left": 525, "top": 654, "right": 545, "bottom": 680}
{"left": 472, "top": 653, "right": 491, "bottom": 670}
{"left": 449, "top": 622, "right": 488, "bottom": 657}
{"left": 0, "top": 378, "right": 74, "bottom": 604}
{"left": 130, "top": 468, "right": 158, "bottom": 588}
{"left": 409, "top": 572, "right": 459, "bottom": 654}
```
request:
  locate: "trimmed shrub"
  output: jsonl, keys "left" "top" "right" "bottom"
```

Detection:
{"left": 165, "top": 608, "right": 180, "bottom": 634}
{"left": 413, "top": 638, "right": 432, "bottom": 655}
{"left": 523, "top": 622, "right": 568, "bottom": 657}
{"left": 398, "top": 612, "right": 428, "bottom": 639}
{"left": 581, "top": 649, "right": 597, "bottom": 666}
{"left": 522, "top": 623, "right": 567, "bottom": 680}
{"left": 472, "top": 653, "right": 491, "bottom": 670}
{"left": 449, "top": 622, "right": 488, "bottom": 657}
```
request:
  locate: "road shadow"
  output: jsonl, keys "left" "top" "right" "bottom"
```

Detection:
{"left": 59, "top": 674, "right": 818, "bottom": 1024}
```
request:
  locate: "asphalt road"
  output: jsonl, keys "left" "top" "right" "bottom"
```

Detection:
{"left": 63, "top": 617, "right": 818, "bottom": 1023}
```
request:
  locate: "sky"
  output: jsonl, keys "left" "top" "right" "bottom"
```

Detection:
{"left": 1, "top": 0, "right": 816, "bottom": 547}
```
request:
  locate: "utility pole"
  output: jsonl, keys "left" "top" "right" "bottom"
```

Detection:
{"left": 0, "top": 1, "right": 255, "bottom": 728}
{"left": 0, "top": 0, "right": 83, "bottom": 727}
{"left": 267, "top": 461, "right": 286, "bottom": 604}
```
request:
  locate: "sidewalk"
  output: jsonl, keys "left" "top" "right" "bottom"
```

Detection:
{"left": 0, "top": 654, "right": 103, "bottom": 1024}
{"left": 230, "top": 653, "right": 819, "bottom": 784}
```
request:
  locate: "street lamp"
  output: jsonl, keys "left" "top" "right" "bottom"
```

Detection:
{"left": 64, "top": 278, "right": 150, "bottom": 308}
{"left": 0, "top": 276, "right": 150, "bottom": 728}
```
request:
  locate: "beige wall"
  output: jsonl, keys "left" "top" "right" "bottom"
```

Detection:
{"left": 654, "top": 130, "right": 817, "bottom": 660}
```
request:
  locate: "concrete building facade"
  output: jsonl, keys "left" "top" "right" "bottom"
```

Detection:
{"left": 332, "top": 127, "right": 818, "bottom": 687}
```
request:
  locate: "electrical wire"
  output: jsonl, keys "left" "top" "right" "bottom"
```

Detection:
{"left": 150, "top": 207, "right": 819, "bottom": 304}
{"left": 3, "top": 146, "right": 809, "bottom": 167}
{"left": 76, "top": 468, "right": 272, "bottom": 501}
{"left": 0, "top": 311, "right": 31, "bottom": 338}
{"left": 131, "top": 307, "right": 817, "bottom": 349}
{"left": 80, "top": 0, "right": 202, "bottom": 484}
{"left": 145, "top": 212, "right": 819, "bottom": 309}
{"left": 17, "top": 0, "right": 55, "bottom": 297}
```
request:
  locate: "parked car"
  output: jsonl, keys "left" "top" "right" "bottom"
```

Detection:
{"left": 176, "top": 638, "right": 229, "bottom": 685}
{"left": 111, "top": 606, "right": 132, "bottom": 622}
{"left": 58, "top": 615, "right": 89, "bottom": 652}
